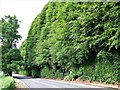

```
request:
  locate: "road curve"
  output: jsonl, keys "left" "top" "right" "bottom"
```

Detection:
{"left": 13, "top": 74, "right": 115, "bottom": 90}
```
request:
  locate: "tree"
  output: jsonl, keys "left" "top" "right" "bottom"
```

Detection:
{"left": 0, "top": 15, "right": 22, "bottom": 76}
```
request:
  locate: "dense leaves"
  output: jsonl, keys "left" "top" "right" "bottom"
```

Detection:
{"left": 0, "top": 76, "right": 15, "bottom": 89}
{"left": 20, "top": 2, "right": 120, "bottom": 83}
{"left": 0, "top": 15, "right": 23, "bottom": 76}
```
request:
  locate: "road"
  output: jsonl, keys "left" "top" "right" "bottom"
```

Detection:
{"left": 13, "top": 74, "right": 115, "bottom": 90}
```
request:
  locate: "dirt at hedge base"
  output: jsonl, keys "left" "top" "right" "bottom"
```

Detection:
{"left": 66, "top": 78, "right": 120, "bottom": 89}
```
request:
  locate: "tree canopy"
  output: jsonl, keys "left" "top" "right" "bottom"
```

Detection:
{"left": 0, "top": 15, "right": 23, "bottom": 76}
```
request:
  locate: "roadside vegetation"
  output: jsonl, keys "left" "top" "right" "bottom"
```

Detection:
{"left": 0, "top": 16, "right": 22, "bottom": 89}
{"left": 0, "top": 15, "right": 23, "bottom": 76}
{"left": 19, "top": 2, "right": 120, "bottom": 84}
{"left": 0, "top": 76, "right": 15, "bottom": 90}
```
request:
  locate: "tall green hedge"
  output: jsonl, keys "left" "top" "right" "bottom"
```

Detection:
{"left": 19, "top": 2, "right": 120, "bottom": 84}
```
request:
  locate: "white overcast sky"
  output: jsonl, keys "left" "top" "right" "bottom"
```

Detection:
{"left": 0, "top": 0, "right": 49, "bottom": 48}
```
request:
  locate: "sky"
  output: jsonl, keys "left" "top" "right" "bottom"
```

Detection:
{"left": 0, "top": 0, "right": 49, "bottom": 48}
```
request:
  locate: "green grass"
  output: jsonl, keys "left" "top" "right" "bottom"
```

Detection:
{"left": 0, "top": 76, "right": 15, "bottom": 90}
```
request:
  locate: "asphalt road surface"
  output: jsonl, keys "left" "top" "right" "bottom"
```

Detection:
{"left": 13, "top": 74, "right": 115, "bottom": 90}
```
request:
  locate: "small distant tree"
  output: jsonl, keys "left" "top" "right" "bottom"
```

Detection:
{"left": 0, "top": 15, "right": 22, "bottom": 76}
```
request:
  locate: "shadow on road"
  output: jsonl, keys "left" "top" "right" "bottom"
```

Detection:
{"left": 13, "top": 74, "right": 32, "bottom": 79}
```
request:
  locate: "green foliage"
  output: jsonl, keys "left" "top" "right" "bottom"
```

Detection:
{"left": 94, "top": 50, "right": 120, "bottom": 84}
{"left": 0, "top": 76, "right": 15, "bottom": 90}
{"left": 19, "top": 2, "right": 120, "bottom": 84}
{"left": 41, "top": 67, "right": 54, "bottom": 79}
{"left": 0, "top": 15, "right": 23, "bottom": 76}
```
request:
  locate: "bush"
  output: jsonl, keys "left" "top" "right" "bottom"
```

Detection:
{"left": 64, "top": 75, "right": 71, "bottom": 81}
{"left": 94, "top": 50, "right": 119, "bottom": 84}
{"left": 41, "top": 67, "right": 54, "bottom": 79}
{"left": 54, "top": 70, "right": 63, "bottom": 79}
{"left": 0, "top": 76, "right": 15, "bottom": 90}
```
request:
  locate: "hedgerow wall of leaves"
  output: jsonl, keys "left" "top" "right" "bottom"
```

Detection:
{"left": 19, "top": 2, "right": 120, "bottom": 84}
